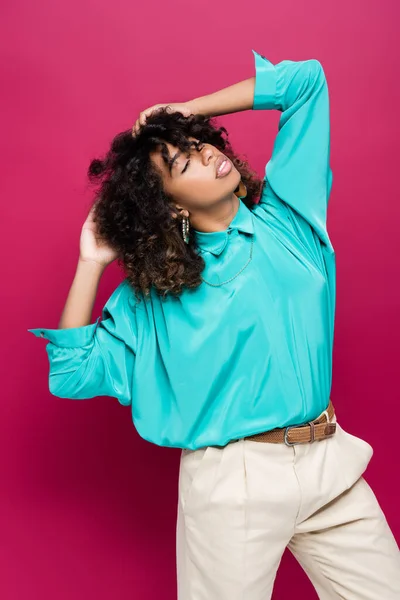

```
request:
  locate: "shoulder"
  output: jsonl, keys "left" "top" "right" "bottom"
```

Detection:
{"left": 103, "top": 277, "right": 138, "bottom": 317}
{"left": 98, "top": 278, "right": 140, "bottom": 351}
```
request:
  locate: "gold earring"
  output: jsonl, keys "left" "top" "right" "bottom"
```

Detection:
{"left": 234, "top": 179, "right": 247, "bottom": 199}
{"left": 181, "top": 215, "right": 190, "bottom": 244}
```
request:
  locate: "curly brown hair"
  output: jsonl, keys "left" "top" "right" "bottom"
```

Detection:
{"left": 87, "top": 107, "right": 264, "bottom": 301}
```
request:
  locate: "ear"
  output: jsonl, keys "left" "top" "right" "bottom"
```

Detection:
{"left": 171, "top": 206, "right": 189, "bottom": 219}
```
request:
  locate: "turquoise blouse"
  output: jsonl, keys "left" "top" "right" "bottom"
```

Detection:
{"left": 28, "top": 49, "right": 335, "bottom": 451}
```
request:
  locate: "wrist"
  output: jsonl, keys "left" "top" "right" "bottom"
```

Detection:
{"left": 77, "top": 257, "right": 107, "bottom": 278}
{"left": 187, "top": 98, "right": 204, "bottom": 116}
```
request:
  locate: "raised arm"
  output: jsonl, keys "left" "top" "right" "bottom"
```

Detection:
{"left": 27, "top": 279, "right": 137, "bottom": 404}
{"left": 27, "top": 207, "right": 137, "bottom": 405}
{"left": 188, "top": 49, "right": 333, "bottom": 246}
{"left": 252, "top": 49, "right": 333, "bottom": 246}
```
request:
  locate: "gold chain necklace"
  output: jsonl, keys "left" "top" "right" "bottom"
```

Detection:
{"left": 201, "top": 216, "right": 255, "bottom": 287}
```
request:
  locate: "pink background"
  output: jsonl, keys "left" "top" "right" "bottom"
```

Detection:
{"left": 2, "top": 0, "right": 399, "bottom": 598}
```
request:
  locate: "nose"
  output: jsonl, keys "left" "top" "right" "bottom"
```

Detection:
{"left": 201, "top": 145, "right": 215, "bottom": 166}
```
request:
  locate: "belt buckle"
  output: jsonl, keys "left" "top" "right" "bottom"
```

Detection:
{"left": 284, "top": 420, "right": 337, "bottom": 446}
{"left": 284, "top": 423, "right": 314, "bottom": 447}
{"left": 324, "top": 422, "right": 336, "bottom": 436}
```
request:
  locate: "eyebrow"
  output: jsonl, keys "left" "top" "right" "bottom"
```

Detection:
{"left": 168, "top": 151, "right": 181, "bottom": 175}
{"left": 167, "top": 141, "right": 198, "bottom": 174}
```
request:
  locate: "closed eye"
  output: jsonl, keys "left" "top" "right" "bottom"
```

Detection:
{"left": 181, "top": 143, "right": 204, "bottom": 174}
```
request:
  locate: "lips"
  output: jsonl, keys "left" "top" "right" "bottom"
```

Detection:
{"left": 215, "top": 155, "right": 232, "bottom": 178}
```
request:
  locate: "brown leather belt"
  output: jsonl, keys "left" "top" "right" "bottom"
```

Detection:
{"left": 240, "top": 398, "right": 336, "bottom": 447}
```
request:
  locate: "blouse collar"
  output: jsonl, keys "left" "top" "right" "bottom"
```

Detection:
{"left": 193, "top": 198, "right": 254, "bottom": 256}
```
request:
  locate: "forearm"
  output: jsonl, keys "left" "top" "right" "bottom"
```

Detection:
{"left": 189, "top": 77, "right": 255, "bottom": 118}
{"left": 58, "top": 259, "right": 106, "bottom": 329}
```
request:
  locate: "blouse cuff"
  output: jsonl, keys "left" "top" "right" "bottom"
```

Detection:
{"left": 27, "top": 317, "right": 101, "bottom": 348}
{"left": 252, "top": 49, "right": 278, "bottom": 111}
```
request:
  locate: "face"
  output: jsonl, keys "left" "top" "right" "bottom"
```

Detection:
{"left": 149, "top": 137, "right": 241, "bottom": 219}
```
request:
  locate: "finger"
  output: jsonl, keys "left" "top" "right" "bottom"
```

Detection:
{"left": 140, "top": 105, "right": 162, "bottom": 128}
{"left": 85, "top": 206, "right": 95, "bottom": 225}
{"left": 132, "top": 114, "right": 146, "bottom": 136}
{"left": 139, "top": 113, "right": 148, "bottom": 127}
{"left": 132, "top": 120, "right": 140, "bottom": 136}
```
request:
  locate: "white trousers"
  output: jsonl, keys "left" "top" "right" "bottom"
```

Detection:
{"left": 176, "top": 414, "right": 400, "bottom": 599}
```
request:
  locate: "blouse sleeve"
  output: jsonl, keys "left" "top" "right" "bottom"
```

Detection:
{"left": 27, "top": 278, "right": 137, "bottom": 406}
{"left": 252, "top": 49, "right": 333, "bottom": 246}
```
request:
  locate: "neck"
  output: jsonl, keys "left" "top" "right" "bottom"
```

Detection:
{"left": 191, "top": 195, "right": 240, "bottom": 233}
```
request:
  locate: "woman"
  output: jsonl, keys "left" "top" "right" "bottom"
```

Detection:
{"left": 28, "top": 49, "right": 400, "bottom": 599}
